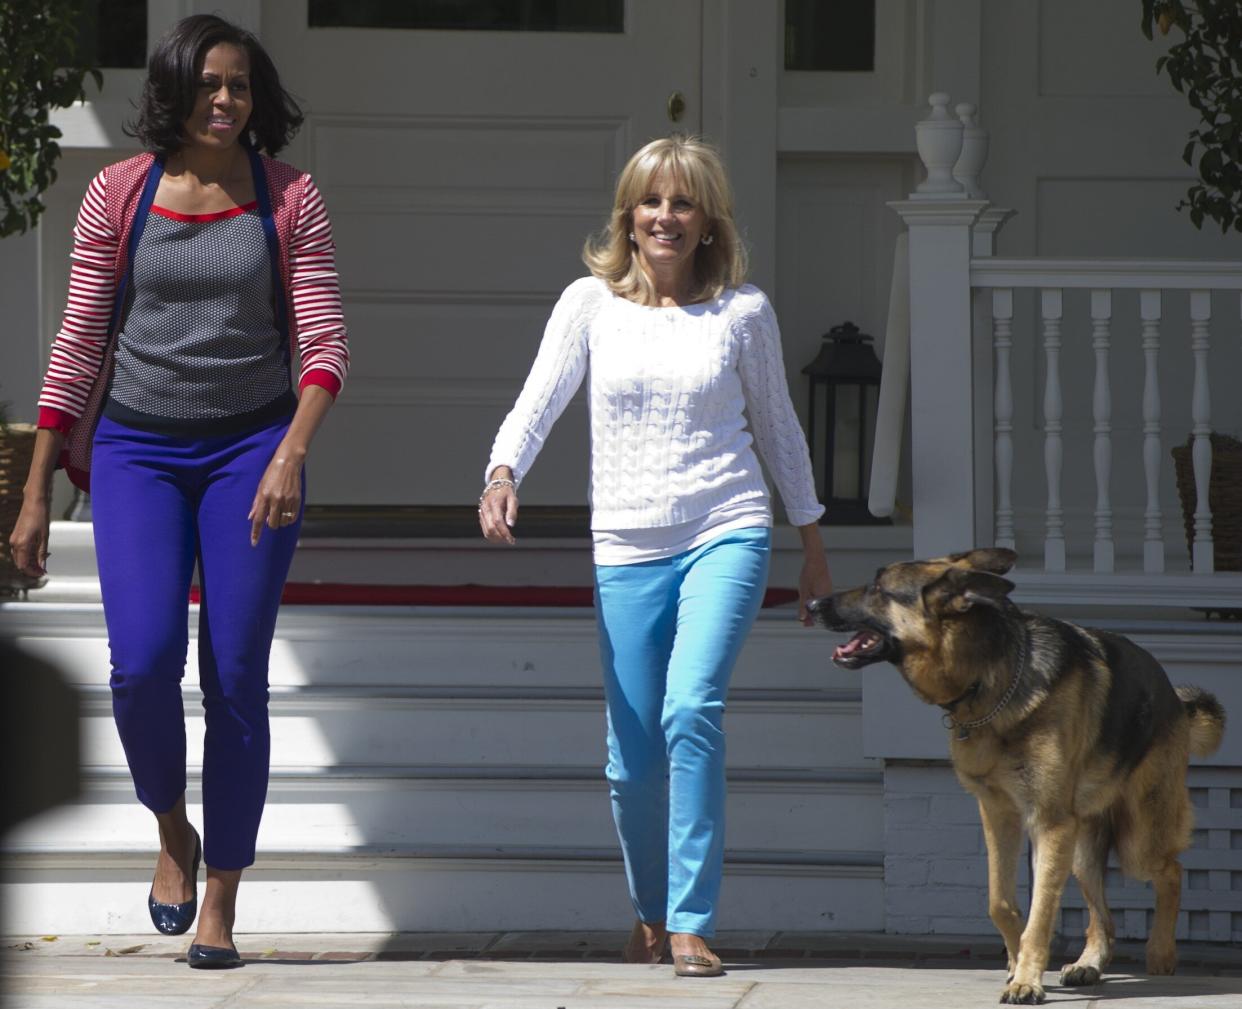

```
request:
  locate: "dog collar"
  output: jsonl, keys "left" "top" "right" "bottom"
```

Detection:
{"left": 942, "top": 628, "right": 1028, "bottom": 741}
{"left": 938, "top": 681, "right": 981, "bottom": 713}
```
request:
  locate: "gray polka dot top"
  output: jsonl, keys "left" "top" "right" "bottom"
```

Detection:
{"left": 104, "top": 203, "right": 296, "bottom": 436}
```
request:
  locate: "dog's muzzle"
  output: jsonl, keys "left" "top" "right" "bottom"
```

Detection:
{"left": 831, "top": 628, "right": 888, "bottom": 668}
{"left": 807, "top": 596, "right": 892, "bottom": 668}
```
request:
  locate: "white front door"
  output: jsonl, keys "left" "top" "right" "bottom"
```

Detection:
{"left": 261, "top": 2, "right": 702, "bottom": 506}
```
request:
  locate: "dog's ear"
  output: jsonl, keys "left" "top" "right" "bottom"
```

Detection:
{"left": 940, "top": 547, "right": 1018, "bottom": 575}
{"left": 924, "top": 568, "right": 1016, "bottom": 616}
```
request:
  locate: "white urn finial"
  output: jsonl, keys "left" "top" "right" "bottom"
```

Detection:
{"left": 952, "top": 102, "right": 989, "bottom": 200}
{"left": 914, "top": 92, "right": 965, "bottom": 198}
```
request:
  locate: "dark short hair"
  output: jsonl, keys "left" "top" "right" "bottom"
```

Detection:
{"left": 127, "top": 14, "right": 303, "bottom": 156}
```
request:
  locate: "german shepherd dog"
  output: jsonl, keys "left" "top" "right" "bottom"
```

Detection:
{"left": 809, "top": 548, "right": 1226, "bottom": 1004}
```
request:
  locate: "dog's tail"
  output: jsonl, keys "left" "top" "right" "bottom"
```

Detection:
{"left": 1177, "top": 686, "right": 1226, "bottom": 757}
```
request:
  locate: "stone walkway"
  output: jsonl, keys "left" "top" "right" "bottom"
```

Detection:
{"left": 4, "top": 931, "right": 1241, "bottom": 1008}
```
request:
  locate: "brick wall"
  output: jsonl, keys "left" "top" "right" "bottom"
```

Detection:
{"left": 882, "top": 761, "right": 1242, "bottom": 944}
{"left": 884, "top": 761, "right": 1028, "bottom": 934}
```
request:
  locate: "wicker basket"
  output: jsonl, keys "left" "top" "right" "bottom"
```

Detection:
{"left": 1171, "top": 432, "right": 1242, "bottom": 571}
{"left": 0, "top": 423, "right": 43, "bottom": 595}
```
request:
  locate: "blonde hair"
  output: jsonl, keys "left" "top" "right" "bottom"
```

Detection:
{"left": 583, "top": 135, "right": 748, "bottom": 306}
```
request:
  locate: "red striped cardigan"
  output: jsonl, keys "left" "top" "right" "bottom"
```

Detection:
{"left": 36, "top": 151, "right": 350, "bottom": 490}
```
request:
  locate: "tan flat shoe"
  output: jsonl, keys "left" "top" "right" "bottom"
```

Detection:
{"left": 673, "top": 952, "right": 723, "bottom": 977}
{"left": 621, "top": 920, "right": 666, "bottom": 964}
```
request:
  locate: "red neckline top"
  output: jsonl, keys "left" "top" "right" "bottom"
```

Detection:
{"left": 150, "top": 200, "right": 259, "bottom": 222}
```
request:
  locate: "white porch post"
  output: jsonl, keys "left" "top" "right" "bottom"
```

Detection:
{"left": 889, "top": 93, "right": 988, "bottom": 557}
{"left": 890, "top": 199, "right": 987, "bottom": 557}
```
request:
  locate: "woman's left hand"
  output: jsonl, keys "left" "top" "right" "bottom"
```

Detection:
{"left": 249, "top": 447, "right": 304, "bottom": 546}
{"left": 797, "top": 554, "right": 833, "bottom": 627}
{"left": 247, "top": 387, "right": 333, "bottom": 546}
{"left": 795, "top": 521, "right": 833, "bottom": 626}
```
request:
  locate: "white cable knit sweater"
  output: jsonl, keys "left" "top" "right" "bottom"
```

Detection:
{"left": 486, "top": 276, "right": 825, "bottom": 531}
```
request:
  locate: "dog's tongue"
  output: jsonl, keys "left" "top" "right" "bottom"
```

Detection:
{"left": 834, "top": 631, "right": 878, "bottom": 661}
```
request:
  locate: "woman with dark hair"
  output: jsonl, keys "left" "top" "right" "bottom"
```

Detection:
{"left": 480, "top": 136, "right": 832, "bottom": 977}
{"left": 8, "top": 14, "right": 348, "bottom": 968}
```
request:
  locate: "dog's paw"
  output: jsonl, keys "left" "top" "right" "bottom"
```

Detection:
{"left": 1059, "top": 963, "right": 1101, "bottom": 986}
{"left": 1146, "top": 947, "right": 1177, "bottom": 976}
{"left": 999, "top": 980, "right": 1046, "bottom": 1004}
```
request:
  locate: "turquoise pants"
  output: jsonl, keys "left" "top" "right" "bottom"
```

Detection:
{"left": 593, "top": 526, "right": 771, "bottom": 936}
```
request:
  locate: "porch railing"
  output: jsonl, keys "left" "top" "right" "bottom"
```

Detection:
{"left": 883, "top": 94, "right": 1242, "bottom": 604}
{"left": 972, "top": 260, "right": 1242, "bottom": 576}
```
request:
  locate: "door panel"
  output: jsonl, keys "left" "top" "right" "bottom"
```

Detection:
{"left": 262, "top": 2, "right": 702, "bottom": 505}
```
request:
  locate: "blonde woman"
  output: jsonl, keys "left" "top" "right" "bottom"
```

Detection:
{"left": 480, "top": 136, "right": 831, "bottom": 976}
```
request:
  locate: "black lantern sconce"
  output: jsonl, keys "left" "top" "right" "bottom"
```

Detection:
{"left": 802, "top": 321, "right": 889, "bottom": 525}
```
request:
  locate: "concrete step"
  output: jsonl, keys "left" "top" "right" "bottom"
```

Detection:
{"left": 71, "top": 687, "right": 868, "bottom": 773}
{"left": 0, "top": 853, "right": 883, "bottom": 933}
{"left": 0, "top": 598, "right": 884, "bottom": 935}
{"left": 3, "top": 602, "right": 855, "bottom": 694}
{"left": 18, "top": 520, "right": 914, "bottom": 602}
{"left": 5, "top": 768, "right": 883, "bottom": 856}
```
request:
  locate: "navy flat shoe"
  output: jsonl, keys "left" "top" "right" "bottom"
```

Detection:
{"left": 187, "top": 943, "right": 243, "bottom": 969}
{"left": 147, "top": 828, "right": 201, "bottom": 936}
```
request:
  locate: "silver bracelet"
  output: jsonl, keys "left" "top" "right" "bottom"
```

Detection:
{"left": 479, "top": 477, "right": 517, "bottom": 504}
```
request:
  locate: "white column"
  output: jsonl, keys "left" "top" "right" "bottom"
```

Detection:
{"left": 869, "top": 233, "right": 910, "bottom": 520}
{"left": 1091, "top": 290, "right": 1114, "bottom": 573}
{"left": 889, "top": 200, "right": 988, "bottom": 558}
{"left": 992, "top": 288, "right": 1015, "bottom": 550}
{"left": 1190, "top": 290, "right": 1214, "bottom": 574}
{"left": 1042, "top": 289, "right": 1065, "bottom": 572}
{"left": 1140, "top": 291, "right": 1164, "bottom": 573}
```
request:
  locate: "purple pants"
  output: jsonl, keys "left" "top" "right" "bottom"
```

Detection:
{"left": 91, "top": 414, "right": 301, "bottom": 869}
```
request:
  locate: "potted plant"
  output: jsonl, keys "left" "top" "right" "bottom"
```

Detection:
{"left": 1141, "top": 1, "right": 1242, "bottom": 233}
{"left": 0, "top": 0, "right": 102, "bottom": 236}
{"left": 1171, "top": 434, "right": 1242, "bottom": 571}
{"left": 1142, "top": 3, "right": 1242, "bottom": 572}
{"left": 0, "top": 2, "right": 102, "bottom": 592}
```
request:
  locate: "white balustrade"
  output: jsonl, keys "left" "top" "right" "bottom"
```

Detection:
{"left": 967, "top": 261, "right": 1242, "bottom": 581}
{"left": 1190, "top": 291, "right": 1213, "bottom": 574}
{"left": 1041, "top": 289, "right": 1065, "bottom": 572}
{"left": 892, "top": 95, "right": 1242, "bottom": 599}
{"left": 992, "top": 289, "right": 1015, "bottom": 550}
{"left": 1140, "top": 291, "right": 1164, "bottom": 573}
{"left": 1091, "top": 290, "right": 1114, "bottom": 573}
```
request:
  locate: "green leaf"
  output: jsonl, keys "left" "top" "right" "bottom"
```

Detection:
{"left": 0, "top": 0, "right": 103, "bottom": 237}
{"left": 1146, "top": 0, "right": 1242, "bottom": 235}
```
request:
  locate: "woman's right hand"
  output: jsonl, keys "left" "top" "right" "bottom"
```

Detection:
{"left": 9, "top": 492, "right": 52, "bottom": 577}
{"left": 8, "top": 428, "right": 64, "bottom": 577}
{"left": 478, "top": 468, "right": 519, "bottom": 545}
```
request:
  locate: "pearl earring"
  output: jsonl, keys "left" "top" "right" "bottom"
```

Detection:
{"left": 628, "top": 232, "right": 636, "bottom": 242}
{"left": 701, "top": 234, "right": 714, "bottom": 246}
